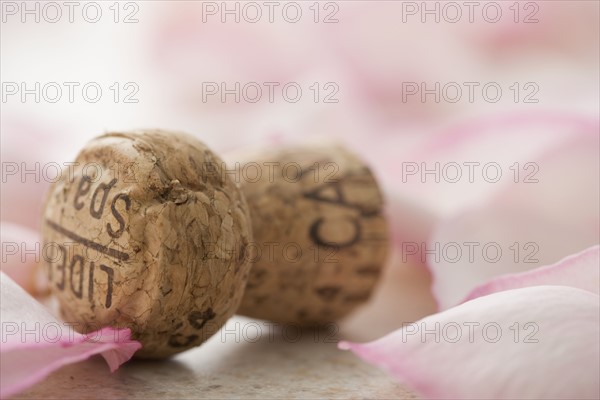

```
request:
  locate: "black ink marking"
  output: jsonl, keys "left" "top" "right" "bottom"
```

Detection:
{"left": 107, "top": 192, "right": 131, "bottom": 238}
{"left": 304, "top": 178, "right": 382, "bottom": 217}
{"left": 246, "top": 269, "right": 267, "bottom": 290}
{"left": 99, "top": 264, "right": 114, "bottom": 308}
{"left": 55, "top": 245, "right": 66, "bottom": 290}
{"left": 188, "top": 308, "right": 216, "bottom": 330}
{"left": 254, "top": 295, "right": 268, "bottom": 305}
{"left": 90, "top": 178, "right": 117, "bottom": 219}
{"left": 356, "top": 265, "right": 381, "bottom": 276}
{"left": 343, "top": 293, "right": 370, "bottom": 303}
{"left": 238, "top": 243, "right": 246, "bottom": 263}
{"left": 315, "top": 286, "right": 341, "bottom": 302}
{"left": 73, "top": 175, "right": 92, "bottom": 210}
{"left": 303, "top": 182, "right": 345, "bottom": 206}
{"left": 46, "top": 219, "right": 130, "bottom": 261}
{"left": 88, "top": 262, "right": 95, "bottom": 303}
{"left": 168, "top": 334, "right": 199, "bottom": 348}
{"left": 69, "top": 254, "right": 84, "bottom": 299}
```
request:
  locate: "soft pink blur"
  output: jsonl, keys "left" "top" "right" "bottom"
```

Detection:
{"left": 1, "top": 2, "right": 598, "bottom": 398}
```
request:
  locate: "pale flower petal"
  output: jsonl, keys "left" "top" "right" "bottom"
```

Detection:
{"left": 429, "top": 132, "right": 599, "bottom": 309}
{"left": 0, "top": 272, "right": 141, "bottom": 398}
{"left": 464, "top": 245, "right": 599, "bottom": 302}
{"left": 340, "top": 286, "right": 600, "bottom": 400}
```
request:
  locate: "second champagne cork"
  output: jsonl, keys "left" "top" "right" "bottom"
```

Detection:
{"left": 229, "top": 143, "right": 389, "bottom": 325}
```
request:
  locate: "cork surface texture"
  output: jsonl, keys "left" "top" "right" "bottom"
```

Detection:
{"left": 41, "top": 130, "right": 253, "bottom": 358}
{"left": 234, "top": 144, "right": 389, "bottom": 325}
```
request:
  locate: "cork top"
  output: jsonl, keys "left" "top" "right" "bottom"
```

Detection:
{"left": 42, "top": 130, "right": 253, "bottom": 358}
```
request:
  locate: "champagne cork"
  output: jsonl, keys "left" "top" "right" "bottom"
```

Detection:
{"left": 41, "top": 130, "right": 252, "bottom": 358}
{"left": 231, "top": 143, "right": 389, "bottom": 325}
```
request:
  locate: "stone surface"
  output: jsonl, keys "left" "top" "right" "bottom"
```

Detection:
{"left": 17, "top": 252, "right": 434, "bottom": 399}
{"left": 14, "top": 315, "right": 417, "bottom": 400}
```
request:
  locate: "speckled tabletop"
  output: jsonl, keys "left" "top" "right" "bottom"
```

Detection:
{"left": 16, "top": 255, "right": 433, "bottom": 399}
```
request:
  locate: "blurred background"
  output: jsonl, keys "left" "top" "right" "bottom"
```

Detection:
{"left": 2, "top": 0, "right": 599, "bottom": 338}
{"left": 1, "top": 2, "right": 599, "bottom": 398}
{"left": 2, "top": 0, "right": 598, "bottom": 155}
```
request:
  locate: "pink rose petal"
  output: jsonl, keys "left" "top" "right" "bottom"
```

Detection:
{"left": 384, "top": 112, "right": 597, "bottom": 219}
{"left": 340, "top": 285, "right": 600, "bottom": 400}
{"left": 429, "top": 131, "right": 599, "bottom": 309}
{"left": 0, "top": 272, "right": 141, "bottom": 398}
{"left": 464, "top": 245, "right": 600, "bottom": 303}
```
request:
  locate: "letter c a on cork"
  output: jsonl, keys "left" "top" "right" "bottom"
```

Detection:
{"left": 228, "top": 142, "right": 390, "bottom": 326}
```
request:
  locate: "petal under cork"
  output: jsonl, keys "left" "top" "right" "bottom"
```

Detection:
{"left": 0, "top": 272, "right": 142, "bottom": 398}
{"left": 340, "top": 285, "right": 600, "bottom": 400}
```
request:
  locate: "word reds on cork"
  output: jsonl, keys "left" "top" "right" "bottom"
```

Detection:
{"left": 42, "top": 130, "right": 389, "bottom": 358}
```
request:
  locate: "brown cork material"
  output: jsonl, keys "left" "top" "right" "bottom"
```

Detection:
{"left": 41, "top": 130, "right": 253, "bottom": 358}
{"left": 231, "top": 143, "right": 389, "bottom": 325}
